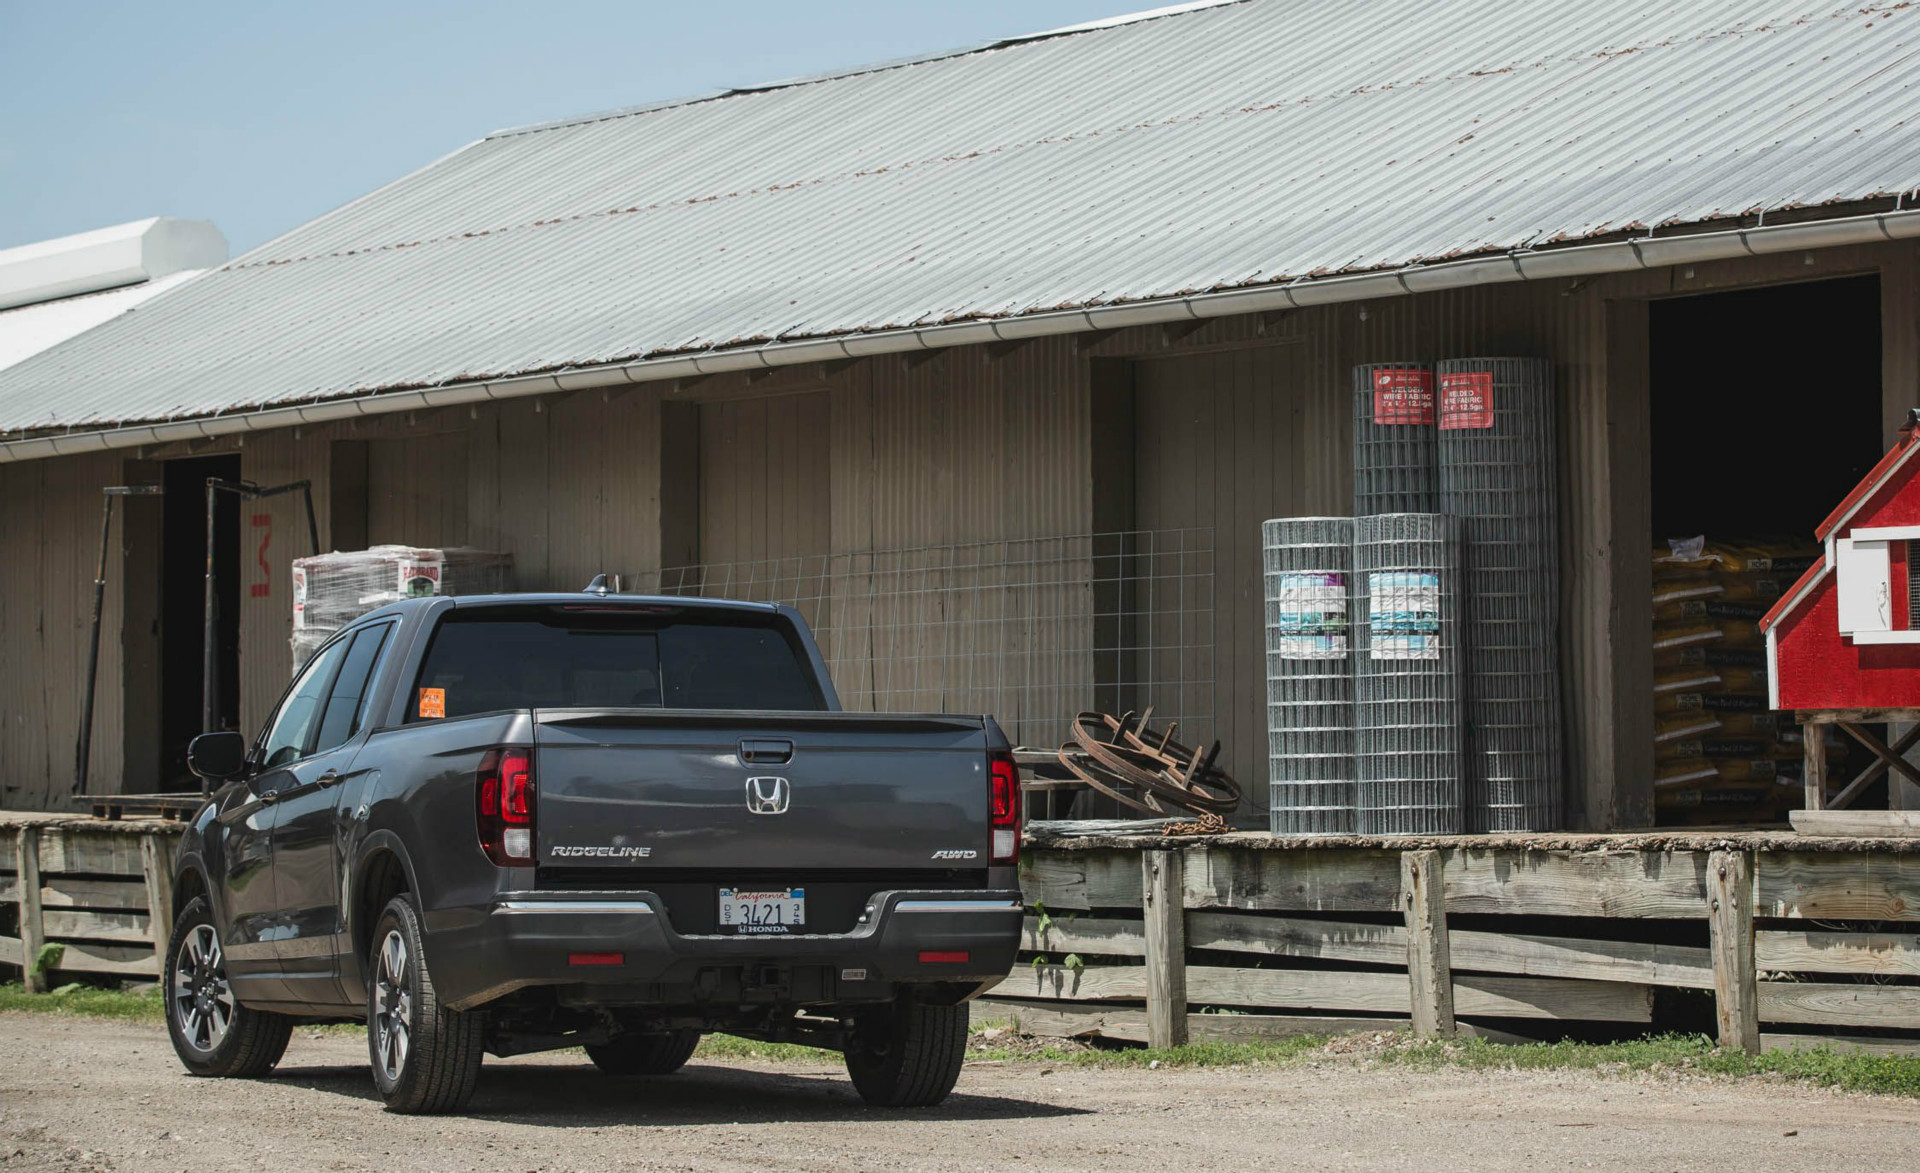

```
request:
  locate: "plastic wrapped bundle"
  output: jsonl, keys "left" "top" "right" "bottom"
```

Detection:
{"left": 1437, "top": 357, "right": 1563, "bottom": 832}
{"left": 1353, "top": 362, "right": 1438, "bottom": 515}
{"left": 291, "top": 545, "right": 513, "bottom": 667}
{"left": 1263, "top": 518, "right": 1356, "bottom": 836}
{"left": 1354, "top": 513, "right": 1464, "bottom": 835}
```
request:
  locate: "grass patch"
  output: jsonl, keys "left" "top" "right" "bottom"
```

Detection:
{"left": 694, "top": 1033, "right": 838, "bottom": 1064}
{"left": 6, "top": 982, "right": 1918, "bottom": 1097}
{"left": 0, "top": 982, "right": 163, "bottom": 1023}
{"left": 1378, "top": 1033, "right": 1920, "bottom": 1098}
{"left": 968, "top": 1033, "right": 1333, "bottom": 1068}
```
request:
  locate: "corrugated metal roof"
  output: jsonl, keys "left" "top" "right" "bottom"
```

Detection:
{"left": 3, "top": 0, "right": 1918, "bottom": 438}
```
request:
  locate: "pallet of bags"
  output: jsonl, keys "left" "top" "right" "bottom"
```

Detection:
{"left": 1650, "top": 536, "right": 1829, "bottom": 825}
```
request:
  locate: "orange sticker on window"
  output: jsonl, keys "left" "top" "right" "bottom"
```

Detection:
{"left": 418, "top": 687, "right": 446, "bottom": 719}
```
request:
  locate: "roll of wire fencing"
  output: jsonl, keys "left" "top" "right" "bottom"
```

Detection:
{"left": 1354, "top": 513, "right": 1464, "bottom": 835}
{"left": 1263, "top": 518, "right": 1356, "bottom": 836}
{"left": 1353, "top": 362, "right": 1438, "bottom": 515}
{"left": 1437, "top": 357, "right": 1563, "bottom": 832}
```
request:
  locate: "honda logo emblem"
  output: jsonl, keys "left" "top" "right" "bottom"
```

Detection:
{"left": 744, "top": 776, "right": 791, "bottom": 815}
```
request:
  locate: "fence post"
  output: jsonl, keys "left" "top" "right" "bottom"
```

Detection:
{"left": 17, "top": 829, "right": 45, "bottom": 993}
{"left": 140, "top": 834, "right": 175, "bottom": 979}
{"left": 1707, "top": 849, "right": 1759, "bottom": 1054}
{"left": 1142, "top": 849, "right": 1188, "bottom": 1048}
{"left": 1401, "top": 848, "right": 1455, "bottom": 1038}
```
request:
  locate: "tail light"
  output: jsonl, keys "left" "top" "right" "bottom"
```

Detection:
{"left": 477, "top": 747, "right": 536, "bottom": 866}
{"left": 988, "top": 751, "right": 1021, "bottom": 865}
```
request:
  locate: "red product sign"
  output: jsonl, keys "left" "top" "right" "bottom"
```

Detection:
{"left": 1439, "top": 370, "right": 1495, "bottom": 430}
{"left": 1370, "top": 367, "right": 1434, "bottom": 425}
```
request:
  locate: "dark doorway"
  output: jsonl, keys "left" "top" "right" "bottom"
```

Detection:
{"left": 1647, "top": 274, "right": 1884, "bottom": 826}
{"left": 160, "top": 455, "right": 241, "bottom": 788}
{"left": 1650, "top": 275, "right": 1883, "bottom": 538}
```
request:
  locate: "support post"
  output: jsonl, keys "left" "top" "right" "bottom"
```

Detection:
{"left": 1802, "top": 715, "right": 1826, "bottom": 811}
{"left": 16, "top": 830, "right": 44, "bottom": 993}
{"left": 74, "top": 493, "right": 115, "bottom": 797}
{"left": 140, "top": 834, "right": 175, "bottom": 979}
{"left": 1141, "top": 850, "right": 1188, "bottom": 1048}
{"left": 1707, "top": 849, "right": 1759, "bottom": 1054}
{"left": 1401, "top": 849, "right": 1455, "bottom": 1037}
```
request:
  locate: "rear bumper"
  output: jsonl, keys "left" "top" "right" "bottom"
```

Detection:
{"left": 427, "top": 889, "right": 1023, "bottom": 1010}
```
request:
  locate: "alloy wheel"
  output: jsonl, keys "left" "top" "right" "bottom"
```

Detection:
{"left": 372, "top": 929, "right": 413, "bottom": 1080}
{"left": 171, "top": 924, "right": 236, "bottom": 1052}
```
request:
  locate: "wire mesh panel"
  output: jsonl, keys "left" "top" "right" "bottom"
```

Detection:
{"left": 1353, "top": 362, "right": 1438, "bottom": 515}
{"left": 1263, "top": 518, "right": 1356, "bottom": 836}
{"left": 1354, "top": 513, "right": 1463, "bottom": 835}
{"left": 646, "top": 529, "right": 1216, "bottom": 753}
{"left": 1438, "top": 356, "right": 1563, "bottom": 832}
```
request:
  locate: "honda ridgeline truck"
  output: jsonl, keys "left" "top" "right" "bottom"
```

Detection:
{"left": 167, "top": 592, "right": 1023, "bottom": 1112}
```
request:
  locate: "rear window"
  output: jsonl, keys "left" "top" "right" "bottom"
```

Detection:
{"left": 409, "top": 608, "right": 825, "bottom": 720}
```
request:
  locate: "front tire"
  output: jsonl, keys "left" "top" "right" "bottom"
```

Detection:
{"left": 164, "top": 897, "right": 292, "bottom": 1077}
{"left": 366, "top": 895, "right": 485, "bottom": 1113}
{"left": 844, "top": 995, "right": 968, "bottom": 1107}
{"left": 585, "top": 1030, "right": 701, "bottom": 1076}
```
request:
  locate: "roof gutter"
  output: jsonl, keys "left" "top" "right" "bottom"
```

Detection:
{"left": 6, "top": 207, "right": 1919, "bottom": 465}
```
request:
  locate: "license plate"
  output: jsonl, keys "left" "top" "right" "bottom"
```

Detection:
{"left": 718, "top": 887, "right": 806, "bottom": 934}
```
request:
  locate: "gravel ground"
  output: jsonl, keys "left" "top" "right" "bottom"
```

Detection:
{"left": 3, "top": 1013, "right": 1919, "bottom": 1172}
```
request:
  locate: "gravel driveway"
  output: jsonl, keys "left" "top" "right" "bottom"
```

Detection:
{"left": 3, "top": 1012, "right": 1918, "bottom": 1172}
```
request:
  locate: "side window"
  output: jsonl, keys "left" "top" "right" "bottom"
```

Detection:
{"left": 258, "top": 636, "right": 351, "bottom": 769}
{"left": 313, "top": 624, "right": 392, "bottom": 754}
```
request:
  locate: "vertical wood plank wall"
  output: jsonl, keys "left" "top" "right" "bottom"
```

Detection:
{"left": 4, "top": 240, "right": 1917, "bottom": 824}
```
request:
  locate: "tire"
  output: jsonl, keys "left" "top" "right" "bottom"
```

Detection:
{"left": 366, "top": 895, "right": 485, "bottom": 1114}
{"left": 843, "top": 995, "right": 968, "bottom": 1108}
{"left": 164, "top": 897, "right": 292, "bottom": 1078}
{"left": 585, "top": 1030, "right": 701, "bottom": 1076}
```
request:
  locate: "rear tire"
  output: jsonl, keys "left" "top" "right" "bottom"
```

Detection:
{"left": 585, "top": 1030, "right": 701, "bottom": 1076}
{"left": 366, "top": 895, "right": 485, "bottom": 1114}
{"left": 164, "top": 897, "right": 292, "bottom": 1078}
{"left": 844, "top": 995, "right": 968, "bottom": 1107}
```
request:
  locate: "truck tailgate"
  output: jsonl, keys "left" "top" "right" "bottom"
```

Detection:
{"left": 532, "top": 709, "right": 992, "bottom": 874}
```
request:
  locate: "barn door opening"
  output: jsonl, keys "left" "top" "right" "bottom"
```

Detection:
{"left": 1647, "top": 274, "right": 1883, "bottom": 824}
{"left": 159, "top": 454, "right": 241, "bottom": 789}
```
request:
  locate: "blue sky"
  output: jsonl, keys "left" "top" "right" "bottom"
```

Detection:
{"left": 0, "top": 0, "right": 1131, "bottom": 255}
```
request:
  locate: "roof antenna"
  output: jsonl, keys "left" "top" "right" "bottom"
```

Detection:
{"left": 583, "top": 573, "right": 611, "bottom": 596}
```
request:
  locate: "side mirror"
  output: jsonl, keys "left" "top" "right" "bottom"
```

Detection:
{"left": 187, "top": 731, "right": 249, "bottom": 782}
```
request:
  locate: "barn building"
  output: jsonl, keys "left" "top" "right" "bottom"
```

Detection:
{"left": 3, "top": 0, "right": 1919, "bottom": 829}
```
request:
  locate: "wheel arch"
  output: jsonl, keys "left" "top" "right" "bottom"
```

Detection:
{"left": 346, "top": 832, "right": 422, "bottom": 984}
{"left": 171, "top": 855, "right": 214, "bottom": 925}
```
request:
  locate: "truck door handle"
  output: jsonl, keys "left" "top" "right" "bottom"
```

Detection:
{"left": 315, "top": 771, "right": 341, "bottom": 789}
{"left": 739, "top": 739, "right": 794, "bottom": 766}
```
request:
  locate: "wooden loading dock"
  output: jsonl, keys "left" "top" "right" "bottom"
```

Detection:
{"left": 8, "top": 813, "right": 1920, "bottom": 1058}
{"left": 1, "top": 813, "right": 181, "bottom": 991}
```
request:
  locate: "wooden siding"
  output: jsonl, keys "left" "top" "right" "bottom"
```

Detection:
{"left": 0, "top": 451, "right": 130, "bottom": 810}
{"left": 1134, "top": 342, "right": 1317, "bottom": 788}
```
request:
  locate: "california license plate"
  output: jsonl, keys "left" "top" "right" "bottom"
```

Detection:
{"left": 719, "top": 887, "right": 806, "bottom": 934}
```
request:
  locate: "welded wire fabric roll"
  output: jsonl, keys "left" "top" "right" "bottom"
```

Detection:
{"left": 1263, "top": 517, "right": 1356, "bottom": 836}
{"left": 1353, "top": 513, "right": 1463, "bottom": 835}
{"left": 1353, "top": 362, "right": 1438, "bottom": 515}
{"left": 1437, "top": 356, "right": 1563, "bottom": 832}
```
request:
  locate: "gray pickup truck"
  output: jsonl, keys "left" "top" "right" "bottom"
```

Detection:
{"left": 167, "top": 592, "right": 1022, "bottom": 1113}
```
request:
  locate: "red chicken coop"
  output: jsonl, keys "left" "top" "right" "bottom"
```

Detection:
{"left": 1761, "top": 409, "right": 1920, "bottom": 828}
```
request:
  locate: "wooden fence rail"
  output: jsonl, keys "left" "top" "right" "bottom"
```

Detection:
{"left": 983, "top": 840, "right": 1920, "bottom": 1054}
